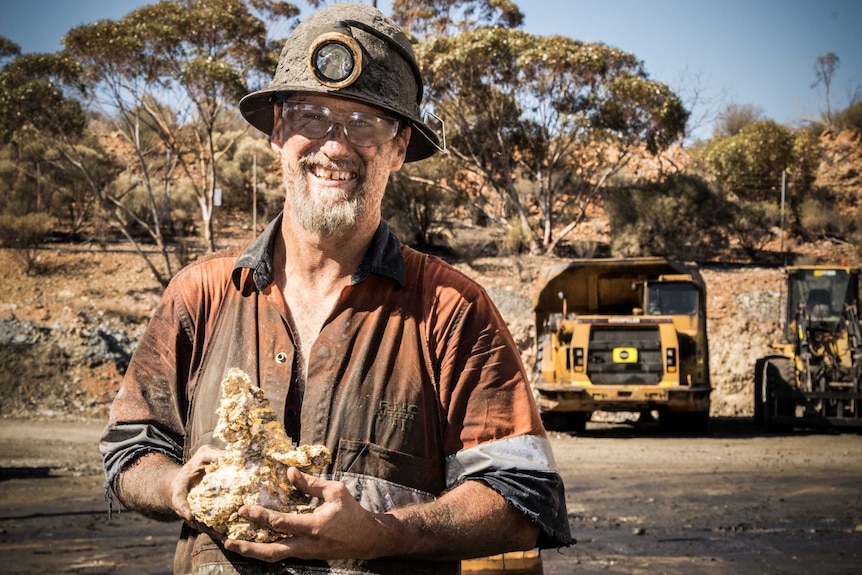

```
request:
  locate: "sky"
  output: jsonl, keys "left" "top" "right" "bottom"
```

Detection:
{"left": 1, "top": 0, "right": 860, "bottom": 141}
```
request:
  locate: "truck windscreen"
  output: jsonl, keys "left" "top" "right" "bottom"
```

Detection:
{"left": 645, "top": 283, "right": 698, "bottom": 316}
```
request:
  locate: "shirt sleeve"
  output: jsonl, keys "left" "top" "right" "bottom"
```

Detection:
{"left": 446, "top": 435, "right": 573, "bottom": 548}
{"left": 98, "top": 277, "right": 193, "bottom": 498}
{"left": 98, "top": 254, "right": 232, "bottom": 499}
{"left": 424, "top": 257, "right": 574, "bottom": 548}
{"left": 99, "top": 423, "right": 184, "bottom": 496}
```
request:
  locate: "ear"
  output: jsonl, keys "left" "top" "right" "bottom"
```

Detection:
{"left": 389, "top": 125, "right": 411, "bottom": 172}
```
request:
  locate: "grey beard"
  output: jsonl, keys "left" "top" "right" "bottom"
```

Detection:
{"left": 287, "top": 159, "right": 368, "bottom": 236}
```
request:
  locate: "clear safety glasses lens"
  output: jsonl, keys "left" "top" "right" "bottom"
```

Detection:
{"left": 281, "top": 102, "right": 399, "bottom": 147}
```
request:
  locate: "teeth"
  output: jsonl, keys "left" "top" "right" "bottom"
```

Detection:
{"left": 312, "top": 165, "right": 355, "bottom": 181}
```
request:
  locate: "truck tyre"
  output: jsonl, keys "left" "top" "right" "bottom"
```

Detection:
{"left": 541, "top": 411, "right": 588, "bottom": 433}
{"left": 661, "top": 410, "right": 709, "bottom": 434}
{"left": 763, "top": 357, "right": 795, "bottom": 432}
{"left": 687, "top": 410, "right": 710, "bottom": 434}
{"left": 540, "top": 411, "right": 567, "bottom": 432}
{"left": 570, "top": 411, "right": 588, "bottom": 433}
{"left": 753, "top": 358, "right": 766, "bottom": 426}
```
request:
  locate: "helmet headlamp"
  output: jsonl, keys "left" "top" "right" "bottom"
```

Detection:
{"left": 308, "top": 32, "right": 363, "bottom": 89}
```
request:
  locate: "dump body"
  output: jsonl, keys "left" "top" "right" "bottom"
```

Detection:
{"left": 754, "top": 265, "right": 862, "bottom": 429}
{"left": 532, "top": 258, "right": 711, "bottom": 432}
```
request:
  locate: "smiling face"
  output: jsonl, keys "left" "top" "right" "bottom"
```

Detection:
{"left": 271, "top": 94, "right": 410, "bottom": 238}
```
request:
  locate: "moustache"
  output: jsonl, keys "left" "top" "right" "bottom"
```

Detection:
{"left": 298, "top": 152, "right": 361, "bottom": 175}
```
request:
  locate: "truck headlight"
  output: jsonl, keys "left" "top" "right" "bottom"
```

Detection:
{"left": 666, "top": 348, "right": 677, "bottom": 372}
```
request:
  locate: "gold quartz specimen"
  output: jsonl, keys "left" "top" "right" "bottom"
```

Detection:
{"left": 187, "top": 367, "right": 330, "bottom": 542}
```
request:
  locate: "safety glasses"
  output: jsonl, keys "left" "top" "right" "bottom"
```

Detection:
{"left": 280, "top": 101, "right": 400, "bottom": 147}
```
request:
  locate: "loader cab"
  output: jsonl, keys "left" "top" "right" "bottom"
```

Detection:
{"left": 784, "top": 267, "right": 859, "bottom": 339}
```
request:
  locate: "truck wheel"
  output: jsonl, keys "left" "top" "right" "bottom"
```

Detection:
{"left": 541, "top": 411, "right": 588, "bottom": 433}
{"left": 764, "top": 358, "right": 794, "bottom": 432}
{"left": 540, "top": 411, "right": 568, "bottom": 432}
{"left": 570, "top": 411, "right": 588, "bottom": 433}
{"left": 661, "top": 410, "right": 709, "bottom": 434}
{"left": 687, "top": 410, "right": 710, "bottom": 434}
{"left": 753, "top": 358, "right": 766, "bottom": 426}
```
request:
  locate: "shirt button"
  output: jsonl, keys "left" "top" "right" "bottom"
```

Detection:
{"left": 275, "top": 352, "right": 288, "bottom": 364}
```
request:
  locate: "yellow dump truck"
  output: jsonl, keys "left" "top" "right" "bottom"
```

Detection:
{"left": 754, "top": 265, "right": 862, "bottom": 429}
{"left": 532, "top": 257, "right": 711, "bottom": 432}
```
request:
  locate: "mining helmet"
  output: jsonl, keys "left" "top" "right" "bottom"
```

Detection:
{"left": 239, "top": 3, "right": 440, "bottom": 162}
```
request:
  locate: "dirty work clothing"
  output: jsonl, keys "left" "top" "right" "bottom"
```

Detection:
{"left": 100, "top": 214, "right": 572, "bottom": 574}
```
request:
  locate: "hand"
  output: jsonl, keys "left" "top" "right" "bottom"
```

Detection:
{"left": 169, "top": 444, "right": 225, "bottom": 522}
{"left": 222, "top": 467, "right": 392, "bottom": 562}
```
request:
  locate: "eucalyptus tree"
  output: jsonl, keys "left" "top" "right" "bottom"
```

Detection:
{"left": 0, "top": 40, "right": 121, "bottom": 243}
{"left": 0, "top": 43, "right": 190, "bottom": 283}
{"left": 415, "top": 27, "right": 688, "bottom": 254}
{"left": 702, "top": 120, "right": 819, "bottom": 203}
{"left": 63, "top": 0, "right": 299, "bottom": 256}
{"left": 813, "top": 52, "right": 840, "bottom": 125}
{"left": 713, "top": 103, "right": 765, "bottom": 138}
{"left": 702, "top": 119, "right": 821, "bottom": 246}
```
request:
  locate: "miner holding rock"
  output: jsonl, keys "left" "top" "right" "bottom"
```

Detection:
{"left": 99, "top": 3, "right": 572, "bottom": 573}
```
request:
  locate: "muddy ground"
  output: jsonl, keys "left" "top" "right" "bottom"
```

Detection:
{"left": 1, "top": 416, "right": 860, "bottom": 575}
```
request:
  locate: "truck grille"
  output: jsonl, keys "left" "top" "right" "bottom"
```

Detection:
{"left": 586, "top": 326, "right": 663, "bottom": 384}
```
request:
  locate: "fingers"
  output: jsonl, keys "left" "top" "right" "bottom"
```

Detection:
{"left": 287, "top": 466, "right": 347, "bottom": 502}
{"left": 217, "top": 471, "right": 387, "bottom": 563}
{"left": 222, "top": 468, "right": 325, "bottom": 539}
{"left": 286, "top": 467, "right": 317, "bottom": 497}
{"left": 221, "top": 504, "right": 311, "bottom": 562}
{"left": 237, "top": 500, "right": 315, "bottom": 537}
{"left": 171, "top": 445, "right": 226, "bottom": 521}
{"left": 222, "top": 535, "right": 293, "bottom": 562}
{"left": 228, "top": 469, "right": 332, "bottom": 543}
{"left": 190, "top": 444, "right": 225, "bottom": 468}
{"left": 170, "top": 467, "right": 194, "bottom": 521}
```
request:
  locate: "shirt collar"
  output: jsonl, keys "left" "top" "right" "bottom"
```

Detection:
{"left": 232, "top": 212, "right": 406, "bottom": 291}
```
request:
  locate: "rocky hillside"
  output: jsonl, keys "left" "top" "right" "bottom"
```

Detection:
{"left": 1, "top": 129, "right": 860, "bottom": 422}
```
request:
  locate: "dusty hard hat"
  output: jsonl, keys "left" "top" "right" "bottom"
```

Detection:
{"left": 239, "top": 3, "right": 439, "bottom": 162}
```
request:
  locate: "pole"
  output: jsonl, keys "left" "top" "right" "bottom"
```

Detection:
{"left": 780, "top": 170, "right": 786, "bottom": 265}
{"left": 776, "top": 170, "right": 788, "bottom": 329}
{"left": 253, "top": 153, "right": 258, "bottom": 235}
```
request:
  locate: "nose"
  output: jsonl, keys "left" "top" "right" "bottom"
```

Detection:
{"left": 323, "top": 122, "right": 349, "bottom": 143}
{"left": 319, "top": 122, "right": 353, "bottom": 157}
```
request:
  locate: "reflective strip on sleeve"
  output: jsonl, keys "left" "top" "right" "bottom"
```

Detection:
{"left": 445, "top": 434, "right": 559, "bottom": 486}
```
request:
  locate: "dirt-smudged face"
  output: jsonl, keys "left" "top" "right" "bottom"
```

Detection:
{"left": 271, "top": 94, "right": 410, "bottom": 237}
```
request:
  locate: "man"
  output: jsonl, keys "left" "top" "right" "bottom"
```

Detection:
{"left": 100, "top": 4, "right": 572, "bottom": 574}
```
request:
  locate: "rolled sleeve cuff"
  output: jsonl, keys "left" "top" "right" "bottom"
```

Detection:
{"left": 99, "top": 423, "right": 184, "bottom": 497}
{"left": 446, "top": 435, "right": 574, "bottom": 548}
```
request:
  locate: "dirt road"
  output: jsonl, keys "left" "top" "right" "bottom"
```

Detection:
{"left": 1, "top": 417, "right": 860, "bottom": 574}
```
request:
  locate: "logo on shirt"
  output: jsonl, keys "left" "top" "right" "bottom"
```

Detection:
{"left": 376, "top": 400, "right": 418, "bottom": 432}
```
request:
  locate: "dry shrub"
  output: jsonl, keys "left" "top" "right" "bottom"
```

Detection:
{"left": 0, "top": 213, "right": 57, "bottom": 275}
